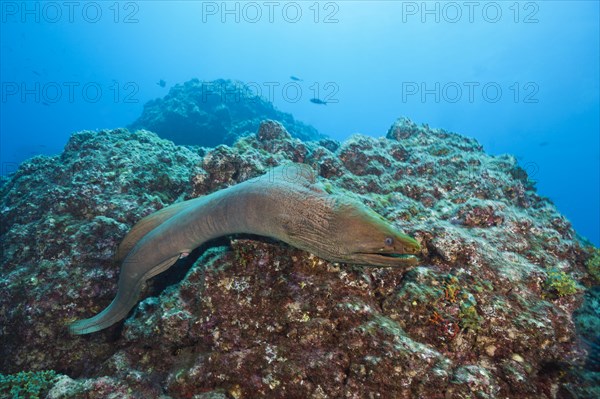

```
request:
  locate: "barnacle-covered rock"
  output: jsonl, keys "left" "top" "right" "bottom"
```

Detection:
{"left": 0, "top": 117, "right": 597, "bottom": 398}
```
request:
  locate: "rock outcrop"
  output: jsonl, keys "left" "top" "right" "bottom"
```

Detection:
{"left": 0, "top": 118, "right": 598, "bottom": 398}
{"left": 129, "top": 79, "right": 324, "bottom": 147}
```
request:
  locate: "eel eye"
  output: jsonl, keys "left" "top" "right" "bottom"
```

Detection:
{"left": 384, "top": 237, "right": 394, "bottom": 246}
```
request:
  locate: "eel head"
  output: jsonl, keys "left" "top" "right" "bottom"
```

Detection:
{"left": 328, "top": 197, "right": 421, "bottom": 267}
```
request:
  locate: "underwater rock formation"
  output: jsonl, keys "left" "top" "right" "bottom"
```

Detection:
{"left": 129, "top": 78, "right": 324, "bottom": 147}
{"left": 0, "top": 118, "right": 598, "bottom": 398}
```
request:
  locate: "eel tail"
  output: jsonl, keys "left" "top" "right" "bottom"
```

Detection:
{"left": 68, "top": 254, "right": 180, "bottom": 335}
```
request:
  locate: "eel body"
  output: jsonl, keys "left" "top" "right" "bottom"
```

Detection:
{"left": 69, "top": 163, "right": 420, "bottom": 334}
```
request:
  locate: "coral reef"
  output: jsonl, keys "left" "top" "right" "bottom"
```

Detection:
{"left": 129, "top": 79, "right": 324, "bottom": 147}
{"left": 0, "top": 117, "right": 598, "bottom": 398}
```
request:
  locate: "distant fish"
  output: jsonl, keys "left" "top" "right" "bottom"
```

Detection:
{"left": 290, "top": 76, "right": 303, "bottom": 82}
{"left": 157, "top": 79, "right": 166, "bottom": 88}
{"left": 32, "top": 70, "right": 41, "bottom": 77}
{"left": 310, "top": 98, "right": 327, "bottom": 105}
{"left": 539, "top": 141, "right": 550, "bottom": 147}
{"left": 41, "top": 102, "right": 49, "bottom": 106}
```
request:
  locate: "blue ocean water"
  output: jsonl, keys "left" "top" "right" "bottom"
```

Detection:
{"left": 0, "top": 1, "right": 598, "bottom": 245}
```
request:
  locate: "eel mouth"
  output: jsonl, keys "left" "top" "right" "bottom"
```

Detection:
{"left": 352, "top": 251, "right": 420, "bottom": 267}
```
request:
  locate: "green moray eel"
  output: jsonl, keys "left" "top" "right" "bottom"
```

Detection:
{"left": 69, "top": 163, "right": 420, "bottom": 335}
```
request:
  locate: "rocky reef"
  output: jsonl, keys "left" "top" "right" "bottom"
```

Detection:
{"left": 0, "top": 118, "right": 598, "bottom": 398}
{"left": 129, "top": 78, "right": 324, "bottom": 147}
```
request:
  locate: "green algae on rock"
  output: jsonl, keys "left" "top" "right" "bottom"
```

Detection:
{"left": 0, "top": 370, "right": 59, "bottom": 399}
{"left": 0, "top": 118, "right": 598, "bottom": 398}
{"left": 586, "top": 247, "right": 600, "bottom": 282}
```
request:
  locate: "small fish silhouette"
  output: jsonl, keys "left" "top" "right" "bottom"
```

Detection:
{"left": 310, "top": 98, "right": 327, "bottom": 105}
{"left": 157, "top": 79, "right": 166, "bottom": 88}
{"left": 290, "top": 76, "right": 303, "bottom": 82}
